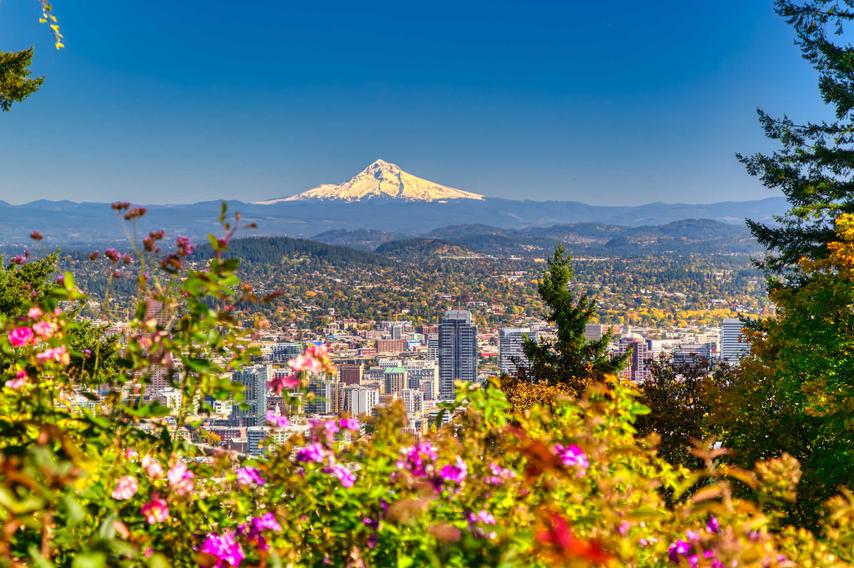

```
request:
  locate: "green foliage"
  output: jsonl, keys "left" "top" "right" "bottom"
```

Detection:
{"left": 0, "top": 48, "right": 44, "bottom": 112}
{"left": 520, "top": 245, "right": 627, "bottom": 393}
{"left": 0, "top": 253, "right": 59, "bottom": 318}
{"left": 739, "top": 0, "right": 854, "bottom": 277}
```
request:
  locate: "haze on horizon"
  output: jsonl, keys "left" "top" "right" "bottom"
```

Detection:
{"left": 0, "top": 1, "right": 831, "bottom": 206}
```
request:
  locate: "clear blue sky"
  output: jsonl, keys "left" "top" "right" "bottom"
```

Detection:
{"left": 0, "top": 1, "right": 829, "bottom": 205}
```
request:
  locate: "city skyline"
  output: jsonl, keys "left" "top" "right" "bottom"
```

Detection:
{"left": 0, "top": 1, "right": 830, "bottom": 205}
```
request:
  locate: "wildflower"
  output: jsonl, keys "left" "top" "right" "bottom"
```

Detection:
{"left": 10, "top": 255, "right": 26, "bottom": 265}
{"left": 123, "top": 207, "right": 147, "bottom": 221}
{"left": 268, "top": 372, "right": 299, "bottom": 395}
{"left": 176, "top": 235, "right": 194, "bottom": 256}
{"left": 167, "top": 462, "right": 195, "bottom": 496}
{"left": 30, "top": 230, "right": 43, "bottom": 241}
{"left": 467, "top": 510, "right": 496, "bottom": 525}
{"left": 685, "top": 529, "right": 701, "bottom": 542}
{"left": 111, "top": 476, "right": 138, "bottom": 500}
{"left": 104, "top": 248, "right": 121, "bottom": 262}
{"left": 36, "top": 345, "right": 70, "bottom": 366}
{"left": 199, "top": 532, "right": 244, "bottom": 567}
{"left": 295, "top": 442, "right": 326, "bottom": 464}
{"left": 339, "top": 417, "right": 360, "bottom": 431}
{"left": 554, "top": 443, "right": 589, "bottom": 473}
{"left": 239, "top": 513, "right": 282, "bottom": 552}
{"left": 396, "top": 441, "right": 437, "bottom": 477}
{"left": 705, "top": 516, "right": 719, "bottom": 534}
{"left": 617, "top": 520, "right": 631, "bottom": 536}
{"left": 266, "top": 411, "right": 289, "bottom": 428}
{"left": 111, "top": 201, "right": 131, "bottom": 211}
{"left": 325, "top": 463, "right": 356, "bottom": 487}
{"left": 438, "top": 457, "right": 468, "bottom": 487}
{"left": 6, "top": 370, "right": 28, "bottom": 389}
{"left": 236, "top": 466, "right": 266, "bottom": 487}
{"left": 89, "top": 251, "right": 100, "bottom": 261}
{"left": 124, "top": 448, "right": 139, "bottom": 459}
{"left": 28, "top": 307, "right": 43, "bottom": 320}
{"left": 32, "top": 321, "right": 57, "bottom": 339}
{"left": 668, "top": 539, "right": 692, "bottom": 563}
{"left": 141, "top": 455, "right": 164, "bottom": 478}
{"left": 8, "top": 327, "right": 34, "bottom": 347}
{"left": 288, "top": 354, "right": 322, "bottom": 374}
{"left": 484, "top": 462, "right": 515, "bottom": 485}
{"left": 121, "top": 253, "right": 134, "bottom": 265}
{"left": 141, "top": 497, "right": 169, "bottom": 524}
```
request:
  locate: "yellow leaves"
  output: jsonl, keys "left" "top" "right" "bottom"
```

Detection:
{"left": 38, "top": 0, "right": 64, "bottom": 49}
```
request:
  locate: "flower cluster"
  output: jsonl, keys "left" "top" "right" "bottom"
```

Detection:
{"left": 554, "top": 443, "right": 589, "bottom": 475}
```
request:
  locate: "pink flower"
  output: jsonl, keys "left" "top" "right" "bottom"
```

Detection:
{"left": 295, "top": 442, "right": 326, "bottom": 464}
{"left": 141, "top": 455, "right": 164, "bottom": 478}
{"left": 111, "top": 476, "right": 138, "bottom": 500}
{"left": 124, "top": 448, "right": 138, "bottom": 459}
{"left": 438, "top": 457, "right": 468, "bottom": 486}
{"left": 141, "top": 497, "right": 169, "bottom": 524}
{"left": 28, "top": 307, "right": 43, "bottom": 320}
{"left": 167, "top": 462, "right": 195, "bottom": 496}
{"left": 176, "top": 235, "right": 194, "bottom": 256}
{"left": 554, "top": 443, "right": 589, "bottom": 474}
{"left": 268, "top": 372, "right": 299, "bottom": 395}
{"left": 288, "top": 354, "right": 322, "bottom": 374}
{"left": 32, "top": 321, "right": 56, "bottom": 339}
{"left": 8, "top": 327, "right": 34, "bottom": 347}
{"left": 6, "top": 370, "right": 28, "bottom": 389}
{"left": 36, "top": 345, "right": 70, "bottom": 366}
{"left": 199, "top": 532, "right": 244, "bottom": 567}
{"left": 324, "top": 463, "right": 356, "bottom": 487}
{"left": 236, "top": 466, "right": 266, "bottom": 487}
{"left": 266, "top": 411, "right": 289, "bottom": 428}
{"left": 339, "top": 417, "right": 360, "bottom": 431}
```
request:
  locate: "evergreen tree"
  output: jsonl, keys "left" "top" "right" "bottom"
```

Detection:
{"left": 519, "top": 245, "right": 627, "bottom": 394}
{"left": 0, "top": 48, "right": 44, "bottom": 111}
{"left": 739, "top": 1, "right": 854, "bottom": 277}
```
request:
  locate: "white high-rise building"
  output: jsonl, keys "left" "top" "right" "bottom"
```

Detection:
{"left": 347, "top": 385, "right": 379, "bottom": 416}
{"left": 232, "top": 365, "right": 271, "bottom": 426}
{"left": 499, "top": 327, "right": 534, "bottom": 375}
{"left": 720, "top": 318, "right": 750, "bottom": 364}
{"left": 401, "top": 388, "right": 424, "bottom": 414}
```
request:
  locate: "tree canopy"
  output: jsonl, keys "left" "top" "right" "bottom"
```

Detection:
{"left": 0, "top": 48, "right": 43, "bottom": 112}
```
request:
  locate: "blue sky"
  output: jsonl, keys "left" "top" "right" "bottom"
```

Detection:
{"left": 0, "top": 1, "right": 829, "bottom": 205}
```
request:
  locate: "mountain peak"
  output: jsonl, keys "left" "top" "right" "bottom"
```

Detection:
{"left": 257, "top": 160, "right": 485, "bottom": 204}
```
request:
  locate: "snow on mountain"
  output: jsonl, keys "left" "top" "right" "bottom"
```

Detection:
{"left": 257, "top": 159, "right": 485, "bottom": 204}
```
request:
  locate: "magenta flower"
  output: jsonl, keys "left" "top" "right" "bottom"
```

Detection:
{"left": 668, "top": 539, "right": 693, "bottom": 563}
{"left": 554, "top": 443, "right": 589, "bottom": 473}
{"left": 111, "top": 476, "right": 138, "bottom": 500}
{"left": 325, "top": 463, "right": 356, "bottom": 487}
{"left": 705, "top": 516, "right": 720, "bottom": 534}
{"left": 176, "top": 235, "right": 194, "bottom": 256}
{"left": 467, "top": 510, "right": 496, "bottom": 525}
{"left": 396, "top": 441, "right": 437, "bottom": 477}
{"left": 266, "top": 411, "right": 289, "bottom": 428}
{"left": 295, "top": 442, "right": 326, "bottom": 464}
{"left": 104, "top": 247, "right": 121, "bottom": 262}
{"left": 236, "top": 466, "right": 266, "bottom": 487}
{"left": 199, "top": 532, "right": 244, "bottom": 567}
{"left": 36, "top": 345, "right": 70, "bottom": 366}
{"left": 6, "top": 370, "right": 28, "bottom": 390}
{"left": 141, "top": 497, "right": 169, "bottom": 524}
{"left": 268, "top": 372, "right": 299, "bottom": 395}
{"left": 8, "top": 327, "right": 34, "bottom": 347}
{"left": 438, "top": 457, "right": 468, "bottom": 486}
{"left": 28, "top": 307, "right": 43, "bottom": 320}
{"left": 167, "top": 462, "right": 195, "bottom": 496}
{"left": 339, "top": 417, "right": 360, "bottom": 431}
{"left": 238, "top": 512, "right": 282, "bottom": 552}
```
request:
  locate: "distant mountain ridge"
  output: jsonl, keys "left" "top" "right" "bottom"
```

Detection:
{"left": 0, "top": 196, "right": 786, "bottom": 248}
{"left": 258, "top": 159, "right": 485, "bottom": 203}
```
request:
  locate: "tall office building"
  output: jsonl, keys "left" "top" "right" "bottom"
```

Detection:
{"left": 270, "top": 342, "right": 302, "bottom": 363}
{"left": 384, "top": 367, "right": 407, "bottom": 395}
{"left": 401, "top": 388, "right": 424, "bottom": 414}
{"left": 232, "top": 365, "right": 271, "bottom": 426}
{"left": 338, "top": 363, "right": 363, "bottom": 386}
{"left": 438, "top": 310, "right": 478, "bottom": 400}
{"left": 617, "top": 333, "right": 650, "bottom": 383}
{"left": 720, "top": 318, "right": 750, "bottom": 364}
{"left": 499, "top": 327, "right": 534, "bottom": 375}
{"left": 427, "top": 334, "right": 439, "bottom": 361}
{"left": 305, "top": 378, "right": 338, "bottom": 415}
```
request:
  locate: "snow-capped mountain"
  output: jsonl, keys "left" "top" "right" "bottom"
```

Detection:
{"left": 257, "top": 159, "right": 485, "bottom": 203}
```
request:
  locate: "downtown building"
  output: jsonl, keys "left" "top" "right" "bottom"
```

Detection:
{"left": 720, "top": 318, "right": 750, "bottom": 364}
{"left": 438, "top": 310, "right": 478, "bottom": 400}
{"left": 498, "top": 327, "right": 535, "bottom": 375}
{"left": 231, "top": 365, "right": 272, "bottom": 426}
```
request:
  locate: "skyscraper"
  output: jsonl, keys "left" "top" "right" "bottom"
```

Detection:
{"left": 617, "top": 333, "right": 650, "bottom": 383}
{"left": 499, "top": 327, "right": 534, "bottom": 375}
{"left": 720, "top": 318, "right": 750, "bottom": 364}
{"left": 438, "top": 310, "right": 478, "bottom": 400}
{"left": 232, "top": 365, "right": 271, "bottom": 426}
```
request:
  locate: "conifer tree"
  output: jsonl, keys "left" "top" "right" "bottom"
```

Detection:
{"left": 0, "top": 48, "right": 44, "bottom": 111}
{"left": 739, "top": 0, "right": 854, "bottom": 277}
{"left": 520, "top": 244, "right": 627, "bottom": 394}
